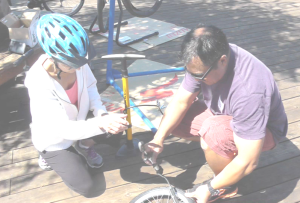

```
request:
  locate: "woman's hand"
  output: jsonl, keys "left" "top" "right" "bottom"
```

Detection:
{"left": 98, "top": 113, "right": 129, "bottom": 134}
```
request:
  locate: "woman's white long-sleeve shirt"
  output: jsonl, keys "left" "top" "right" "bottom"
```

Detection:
{"left": 25, "top": 55, "right": 107, "bottom": 152}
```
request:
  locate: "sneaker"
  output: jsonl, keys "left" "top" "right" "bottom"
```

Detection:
{"left": 74, "top": 141, "right": 104, "bottom": 168}
{"left": 38, "top": 155, "right": 52, "bottom": 171}
{"left": 186, "top": 179, "right": 238, "bottom": 203}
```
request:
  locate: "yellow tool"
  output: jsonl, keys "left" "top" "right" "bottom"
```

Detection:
{"left": 102, "top": 54, "right": 145, "bottom": 158}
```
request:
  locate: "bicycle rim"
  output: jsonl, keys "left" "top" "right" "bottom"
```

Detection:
{"left": 121, "top": 0, "right": 163, "bottom": 18}
{"left": 130, "top": 187, "right": 195, "bottom": 203}
{"left": 42, "top": 0, "right": 85, "bottom": 16}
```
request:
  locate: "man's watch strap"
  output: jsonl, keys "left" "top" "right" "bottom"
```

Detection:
{"left": 207, "top": 181, "right": 221, "bottom": 197}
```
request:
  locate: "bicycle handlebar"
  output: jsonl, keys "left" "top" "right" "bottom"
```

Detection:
{"left": 138, "top": 141, "right": 164, "bottom": 175}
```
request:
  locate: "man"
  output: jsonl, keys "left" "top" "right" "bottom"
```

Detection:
{"left": 143, "top": 25, "right": 288, "bottom": 203}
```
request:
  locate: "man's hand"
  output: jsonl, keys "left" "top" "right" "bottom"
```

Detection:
{"left": 142, "top": 139, "right": 164, "bottom": 165}
{"left": 185, "top": 184, "right": 211, "bottom": 203}
{"left": 98, "top": 113, "right": 129, "bottom": 134}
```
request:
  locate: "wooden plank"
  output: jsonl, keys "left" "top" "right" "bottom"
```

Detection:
{"left": 95, "top": 40, "right": 299, "bottom": 77}
{"left": 43, "top": 141, "right": 300, "bottom": 203}
{"left": 12, "top": 146, "right": 38, "bottom": 164}
{"left": 0, "top": 89, "right": 299, "bottom": 183}
{"left": 0, "top": 182, "right": 75, "bottom": 203}
{"left": 54, "top": 165, "right": 214, "bottom": 203}
{"left": 0, "top": 52, "right": 10, "bottom": 61}
{"left": 273, "top": 68, "right": 300, "bottom": 82}
{"left": 8, "top": 125, "right": 150, "bottom": 163}
{"left": 91, "top": 33, "right": 300, "bottom": 64}
{"left": 0, "top": 54, "right": 21, "bottom": 71}
{"left": 0, "top": 54, "right": 23, "bottom": 86}
{"left": 283, "top": 97, "right": 300, "bottom": 124}
{"left": 284, "top": 121, "right": 300, "bottom": 141}
{"left": 279, "top": 85, "right": 300, "bottom": 100}
{"left": 2, "top": 125, "right": 146, "bottom": 167}
{"left": 286, "top": 109, "right": 300, "bottom": 124}
{"left": 2, "top": 164, "right": 213, "bottom": 203}
{"left": 42, "top": 137, "right": 300, "bottom": 203}
{"left": 6, "top": 138, "right": 204, "bottom": 193}
{"left": 0, "top": 129, "right": 32, "bottom": 152}
{"left": 270, "top": 60, "right": 300, "bottom": 75}
{"left": 276, "top": 76, "right": 300, "bottom": 90}
{"left": 2, "top": 1, "right": 300, "bottom": 203}
{"left": 10, "top": 171, "right": 61, "bottom": 195}
{"left": 89, "top": 12, "right": 300, "bottom": 63}
{"left": 223, "top": 175, "right": 300, "bottom": 203}
{"left": 9, "top": 147, "right": 204, "bottom": 195}
{"left": 0, "top": 158, "right": 41, "bottom": 182}
{"left": 92, "top": 37, "right": 300, "bottom": 69}
{"left": 258, "top": 137, "right": 300, "bottom": 169}
{"left": 0, "top": 180, "right": 10, "bottom": 198}
{"left": 0, "top": 151, "right": 12, "bottom": 167}
{"left": 6, "top": 124, "right": 300, "bottom": 197}
{"left": 283, "top": 97, "right": 300, "bottom": 112}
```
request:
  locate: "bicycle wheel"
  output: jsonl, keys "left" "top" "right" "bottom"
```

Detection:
{"left": 121, "top": 0, "right": 163, "bottom": 18}
{"left": 130, "top": 187, "right": 195, "bottom": 203}
{"left": 42, "top": 0, "right": 85, "bottom": 17}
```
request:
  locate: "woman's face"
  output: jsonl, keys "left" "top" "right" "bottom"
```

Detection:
{"left": 56, "top": 62, "right": 77, "bottom": 73}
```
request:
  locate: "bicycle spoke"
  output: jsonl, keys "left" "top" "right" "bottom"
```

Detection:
{"left": 167, "top": 194, "right": 171, "bottom": 203}
{"left": 139, "top": 193, "right": 183, "bottom": 203}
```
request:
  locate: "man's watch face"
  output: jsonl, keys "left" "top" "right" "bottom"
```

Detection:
{"left": 211, "top": 189, "right": 221, "bottom": 196}
{"left": 207, "top": 182, "right": 221, "bottom": 197}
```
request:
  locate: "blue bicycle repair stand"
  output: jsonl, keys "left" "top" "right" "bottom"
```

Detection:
{"left": 105, "top": 0, "right": 184, "bottom": 158}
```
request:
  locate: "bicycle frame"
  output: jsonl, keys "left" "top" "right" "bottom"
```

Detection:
{"left": 104, "top": 0, "right": 185, "bottom": 133}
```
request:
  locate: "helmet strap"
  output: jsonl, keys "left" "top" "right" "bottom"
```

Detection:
{"left": 54, "top": 61, "right": 63, "bottom": 80}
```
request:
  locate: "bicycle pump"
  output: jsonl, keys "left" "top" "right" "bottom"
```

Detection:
{"left": 102, "top": 54, "right": 146, "bottom": 158}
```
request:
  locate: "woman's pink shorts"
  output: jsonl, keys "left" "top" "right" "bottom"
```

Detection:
{"left": 172, "top": 100, "right": 276, "bottom": 159}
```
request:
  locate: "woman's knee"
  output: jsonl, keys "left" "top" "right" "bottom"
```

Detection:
{"left": 64, "top": 169, "right": 106, "bottom": 198}
{"left": 76, "top": 176, "right": 105, "bottom": 198}
{"left": 80, "top": 184, "right": 101, "bottom": 198}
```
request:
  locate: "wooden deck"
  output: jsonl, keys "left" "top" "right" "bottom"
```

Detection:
{"left": 1, "top": 0, "right": 300, "bottom": 202}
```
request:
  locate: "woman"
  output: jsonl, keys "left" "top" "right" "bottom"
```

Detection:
{"left": 25, "top": 14, "right": 128, "bottom": 198}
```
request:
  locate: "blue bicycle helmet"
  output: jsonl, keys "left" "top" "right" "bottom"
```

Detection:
{"left": 36, "top": 14, "right": 96, "bottom": 69}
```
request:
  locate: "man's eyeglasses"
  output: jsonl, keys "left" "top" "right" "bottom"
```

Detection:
{"left": 184, "top": 64, "right": 215, "bottom": 80}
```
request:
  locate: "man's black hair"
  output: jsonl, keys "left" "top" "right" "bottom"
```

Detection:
{"left": 180, "top": 24, "right": 229, "bottom": 67}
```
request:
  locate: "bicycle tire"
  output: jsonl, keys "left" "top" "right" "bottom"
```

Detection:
{"left": 42, "top": 0, "right": 85, "bottom": 17}
{"left": 121, "top": 0, "right": 163, "bottom": 18}
{"left": 97, "top": 0, "right": 108, "bottom": 33}
{"left": 130, "top": 187, "right": 195, "bottom": 203}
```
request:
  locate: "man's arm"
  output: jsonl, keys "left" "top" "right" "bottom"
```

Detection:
{"left": 143, "top": 86, "right": 200, "bottom": 164}
{"left": 210, "top": 133, "right": 265, "bottom": 189}
{"left": 153, "top": 86, "right": 200, "bottom": 144}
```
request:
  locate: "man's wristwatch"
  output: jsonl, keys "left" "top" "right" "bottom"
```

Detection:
{"left": 101, "top": 113, "right": 109, "bottom": 117}
{"left": 207, "top": 181, "right": 221, "bottom": 197}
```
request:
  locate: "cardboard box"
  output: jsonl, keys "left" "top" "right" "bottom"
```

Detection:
{"left": 0, "top": 13, "right": 21, "bottom": 28}
{"left": 20, "top": 12, "right": 37, "bottom": 27}
{"left": 0, "top": 11, "right": 40, "bottom": 47}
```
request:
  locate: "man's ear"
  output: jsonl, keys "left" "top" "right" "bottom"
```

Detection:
{"left": 220, "top": 55, "right": 228, "bottom": 65}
